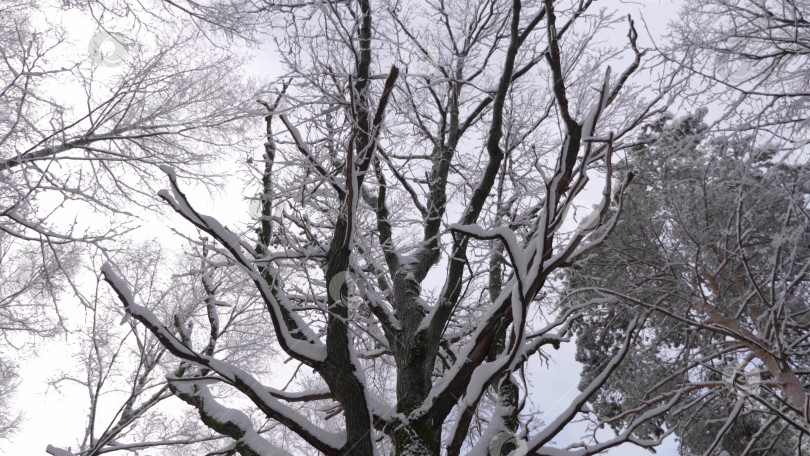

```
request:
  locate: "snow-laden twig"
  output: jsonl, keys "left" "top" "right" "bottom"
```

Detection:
{"left": 101, "top": 262, "right": 346, "bottom": 454}
{"left": 45, "top": 445, "right": 77, "bottom": 456}
{"left": 171, "top": 380, "right": 293, "bottom": 456}
{"left": 524, "top": 317, "right": 639, "bottom": 452}
{"left": 156, "top": 166, "right": 327, "bottom": 364}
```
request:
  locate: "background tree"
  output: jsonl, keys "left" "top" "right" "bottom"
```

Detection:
{"left": 0, "top": 0, "right": 260, "bottom": 442}
{"left": 41, "top": 238, "right": 290, "bottom": 456}
{"left": 665, "top": 0, "right": 810, "bottom": 149}
{"left": 564, "top": 110, "right": 810, "bottom": 455}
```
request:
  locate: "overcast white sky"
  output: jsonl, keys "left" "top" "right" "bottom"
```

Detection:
{"left": 3, "top": 0, "right": 687, "bottom": 454}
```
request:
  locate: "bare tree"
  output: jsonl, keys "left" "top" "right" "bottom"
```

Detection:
{"left": 43, "top": 239, "right": 288, "bottom": 456}
{"left": 0, "top": 230, "right": 79, "bottom": 439}
{"left": 664, "top": 0, "right": 810, "bottom": 147}
{"left": 39, "top": 1, "right": 698, "bottom": 455}
{"left": 0, "top": 0, "right": 261, "bottom": 439}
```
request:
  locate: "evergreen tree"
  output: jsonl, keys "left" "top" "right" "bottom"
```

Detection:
{"left": 564, "top": 110, "right": 810, "bottom": 455}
